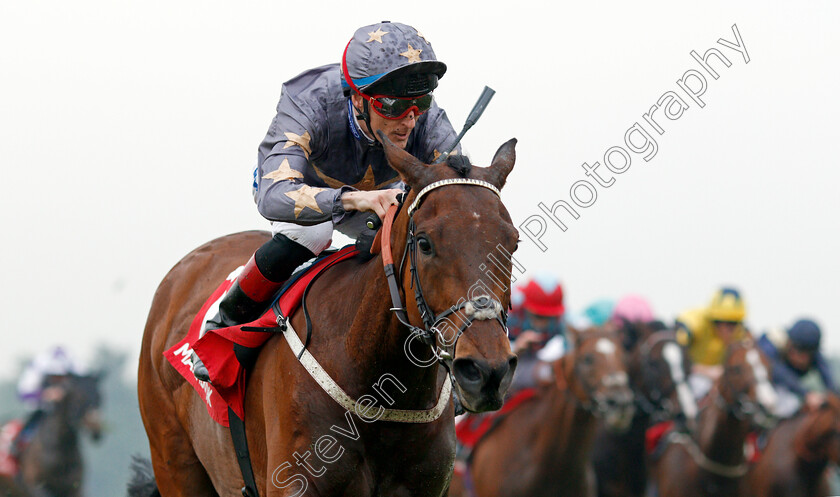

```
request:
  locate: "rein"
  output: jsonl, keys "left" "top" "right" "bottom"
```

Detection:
{"left": 665, "top": 431, "right": 749, "bottom": 478}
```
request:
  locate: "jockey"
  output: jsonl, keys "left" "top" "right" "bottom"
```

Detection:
{"left": 507, "top": 273, "right": 566, "bottom": 392}
{"left": 757, "top": 318, "right": 837, "bottom": 416}
{"left": 191, "top": 21, "right": 462, "bottom": 381}
{"left": 17, "top": 345, "right": 80, "bottom": 411}
{"left": 13, "top": 346, "right": 81, "bottom": 455}
{"left": 609, "top": 294, "right": 655, "bottom": 350}
{"left": 675, "top": 287, "right": 748, "bottom": 398}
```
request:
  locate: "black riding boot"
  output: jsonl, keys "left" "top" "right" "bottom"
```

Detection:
{"left": 192, "top": 233, "right": 315, "bottom": 382}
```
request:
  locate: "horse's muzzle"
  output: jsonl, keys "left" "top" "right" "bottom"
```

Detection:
{"left": 452, "top": 355, "right": 517, "bottom": 413}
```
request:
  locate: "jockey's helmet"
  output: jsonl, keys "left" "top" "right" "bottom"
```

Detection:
{"left": 611, "top": 294, "right": 654, "bottom": 325}
{"left": 33, "top": 345, "right": 79, "bottom": 377}
{"left": 787, "top": 318, "right": 821, "bottom": 352}
{"left": 519, "top": 273, "right": 564, "bottom": 317}
{"left": 705, "top": 287, "right": 746, "bottom": 323}
{"left": 341, "top": 21, "right": 447, "bottom": 99}
{"left": 583, "top": 299, "right": 615, "bottom": 327}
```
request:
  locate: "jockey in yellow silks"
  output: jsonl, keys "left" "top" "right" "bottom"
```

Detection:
{"left": 675, "top": 287, "right": 748, "bottom": 398}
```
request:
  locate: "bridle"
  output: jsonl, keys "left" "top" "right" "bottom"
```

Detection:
{"left": 558, "top": 332, "right": 629, "bottom": 417}
{"left": 379, "top": 178, "right": 509, "bottom": 377}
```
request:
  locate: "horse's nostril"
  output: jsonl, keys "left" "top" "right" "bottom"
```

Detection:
{"left": 454, "top": 359, "right": 484, "bottom": 384}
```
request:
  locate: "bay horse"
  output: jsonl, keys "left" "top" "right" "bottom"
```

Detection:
{"left": 448, "top": 328, "right": 635, "bottom": 497}
{"left": 17, "top": 373, "right": 104, "bottom": 497}
{"left": 137, "top": 136, "right": 520, "bottom": 496}
{"left": 0, "top": 474, "right": 31, "bottom": 497}
{"left": 592, "top": 322, "right": 698, "bottom": 497}
{"left": 649, "top": 338, "right": 778, "bottom": 497}
{"left": 748, "top": 393, "right": 840, "bottom": 497}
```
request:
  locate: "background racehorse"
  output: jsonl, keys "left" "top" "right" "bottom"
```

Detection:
{"left": 136, "top": 138, "right": 520, "bottom": 496}
{"left": 592, "top": 322, "right": 697, "bottom": 497}
{"left": 17, "top": 373, "right": 104, "bottom": 497}
{"left": 748, "top": 393, "right": 840, "bottom": 497}
{"left": 650, "top": 338, "right": 777, "bottom": 497}
{"left": 449, "top": 328, "right": 635, "bottom": 497}
{"left": 0, "top": 474, "right": 31, "bottom": 497}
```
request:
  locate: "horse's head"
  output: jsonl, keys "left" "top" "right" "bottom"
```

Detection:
{"left": 795, "top": 392, "right": 840, "bottom": 464}
{"left": 64, "top": 372, "right": 105, "bottom": 442}
{"left": 381, "top": 133, "right": 519, "bottom": 413}
{"left": 717, "top": 338, "right": 777, "bottom": 429}
{"left": 628, "top": 324, "right": 698, "bottom": 429}
{"left": 555, "top": 328, "right": 635, "bottom": 432}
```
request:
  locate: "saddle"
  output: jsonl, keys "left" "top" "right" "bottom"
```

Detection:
{"left": 164, "top": 246, "right": 358, "bottom": 426}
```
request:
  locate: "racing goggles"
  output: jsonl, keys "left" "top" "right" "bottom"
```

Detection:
{"left": 368, "top": 93, "right": 434, "bottom": 120}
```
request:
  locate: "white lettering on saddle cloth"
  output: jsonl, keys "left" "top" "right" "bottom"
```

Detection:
{"left": 174, "top": 342, "right": 213, "bottom": 407}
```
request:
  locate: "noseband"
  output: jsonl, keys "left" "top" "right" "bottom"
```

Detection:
{"left": 380, "top": 179, "right": 509, "bottom": 374}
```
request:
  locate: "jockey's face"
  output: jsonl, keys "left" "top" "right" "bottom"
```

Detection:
{"left": 786, "top": 345, "right": 814, "bottom": 371}
{"left": 352, "top": 94, "right": 417, "bottom": 149}
{"left": 713, "top": 320, "right": 739, "bottom": 344}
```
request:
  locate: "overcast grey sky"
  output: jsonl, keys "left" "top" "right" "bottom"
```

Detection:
{"left": 1, "top": 0, "right": 838, "bottom": 379}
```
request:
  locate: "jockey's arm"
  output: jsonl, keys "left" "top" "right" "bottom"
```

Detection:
{"left": 341, "top": 189, "right": 403, "bottom": 220}
{"left": 770, "top": 359, "right": 808, "bottom": 398}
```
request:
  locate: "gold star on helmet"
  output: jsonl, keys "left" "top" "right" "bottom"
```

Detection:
{"left": 262, "top": 159, "right": 303, "bottom": 184}
{"left": 284, "top": 185, "right": 325, "bottom": 218}
{"left": 311, "top": 164, "right": 398, "bottom": 191}
{"left": 283, "top": 131, "right": 312, "bottom": 158}
{"left": 366, "top": 27, "right": 388, "bottom": 43}
{"left": 400, "top": 44, "right": 423, "bottom": 64}
{"left": 416, "top": 30, "right": 428, "bottom": 44}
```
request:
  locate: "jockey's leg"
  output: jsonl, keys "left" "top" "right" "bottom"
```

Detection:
{"left": 192, "top": 224, "right": 330, "bottom": 381}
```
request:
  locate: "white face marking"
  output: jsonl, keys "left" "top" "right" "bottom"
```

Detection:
{"left": 746, "top": 348, "right": 778, "bottom": 411}
{"left": 472, "top": 211, "right": 481, "bottom": 220}
{"left": 595, "top": 338, "right": 616, "bottom": 355}
{"left": 663, "top": 342, "right": 698, "bottom": 420}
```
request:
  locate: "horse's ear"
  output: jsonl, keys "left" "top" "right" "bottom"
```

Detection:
{"left": 377, "top": 130, "right": 434, "bottom": 188}
{"left": 485, "top": 138, "right": 517, "bottom": 189}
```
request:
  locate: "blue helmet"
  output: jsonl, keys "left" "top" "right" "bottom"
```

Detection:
{"left": 787, "top": 318, "right": 821, "bottom": 352}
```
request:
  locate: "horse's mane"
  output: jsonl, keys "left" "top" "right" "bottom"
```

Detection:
{"left": 446, "top": 155, "right": 472, "bottom": 177}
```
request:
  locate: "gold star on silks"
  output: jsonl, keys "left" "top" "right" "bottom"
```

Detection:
{"left": 312, "top": 163, "right": 398, "bottom": 191}
{"left": 283, "top": 131, "right": 312, "bottom": 158}
{"left": 400, "top": 44, "right": 423, "bottom": 63}
{"left": 284, "top": 185, "right": 326, "bottom": 218}
{"left": 262, "top": 159, "right": 303, "bottom": 184}
{"left": 366, "top": 27, "right": 388, "bottom": 43}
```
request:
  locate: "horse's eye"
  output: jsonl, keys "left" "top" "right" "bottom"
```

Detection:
{"left": 417, "top": 236, "right": 433, "bottom": 255}
{"left": 582, "top": 354, "right": 595, "bottom": 366}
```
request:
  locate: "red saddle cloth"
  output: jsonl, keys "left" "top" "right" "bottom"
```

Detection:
{"left": 0, "top": 419, "right": 23, "bottom": 477}
{"left": 455, "top": 388, "right": 537, "bottom": 451}
{"left": 645, "top": 420, "right": 674, "bottom": 455}
{"left": 164, "top": 246, "right": 358, "bottom": 427}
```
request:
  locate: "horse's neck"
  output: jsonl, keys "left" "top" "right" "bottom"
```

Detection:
{"left": 531, "top": 382, "right": 598, "bottom": 470}
{"left": 340, "top": 257, "right": 443, "bottom": 409}
{"left": 696, "top": 388, "right": 749, "bottom": 466}
{"left": 38, "top": 401, "right": 78, "bottom": 447}
{"left": 793, "top": 410, "right": 834, "bottom": 467}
